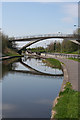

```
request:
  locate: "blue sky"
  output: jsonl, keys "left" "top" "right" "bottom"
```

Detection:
{"left": 1, "top": 2, "right": 78, "bottom": 47}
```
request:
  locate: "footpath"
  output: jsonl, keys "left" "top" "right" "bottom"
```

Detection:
{"left": 57, "top": 58, "right": 79, "bottom": 91}
{"left": 41, "top": 54, "right": 79, "bottom": 91}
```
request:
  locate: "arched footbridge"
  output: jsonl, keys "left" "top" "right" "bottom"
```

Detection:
{"left": 9, "top": 34, "right": 80, "bottom": 53}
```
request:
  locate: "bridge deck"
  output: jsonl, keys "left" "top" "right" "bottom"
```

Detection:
{"left": 9, "top": 34, "right": 76, "bottom": 41}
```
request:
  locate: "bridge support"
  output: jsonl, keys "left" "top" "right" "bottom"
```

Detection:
{"left": 18, "top": 38, "right": 46, "bottom": 54}
{"left": 18, "top": 50, "right": 22, "bottom": 54}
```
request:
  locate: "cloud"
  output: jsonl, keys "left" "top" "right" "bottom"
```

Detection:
{"left": 78, "top": 2, "right": 80, "bottom": 18}
{"left": 64, "top": 4, "right": 78, "bottom": 18}
{"left": 62, "top": 17, "right": 74, "bottom": 23}
{"left": 0, "top": 3, "right": 2, "bottom": 28}
{"left": 62, "top": 3, "right": 78, "bottom": 24}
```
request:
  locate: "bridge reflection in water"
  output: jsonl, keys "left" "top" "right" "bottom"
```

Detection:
{"left": 12, "top": 57, "right": 63, "bottom": 76}
{"left": 2, "top": 56, "right": 63, "bottom": 118}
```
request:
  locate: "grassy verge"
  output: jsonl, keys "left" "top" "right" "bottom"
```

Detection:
{"left": 48, "top": 50, "right": 80, "bottom": 55}
{"left": 70, "top": 50, "right": 80, "bottom": 54}
{"left": 61, "top": 50, "right": 80, "bottom": 54}
{"left": 3, "top": 47, "right": 21, "bottom": 56}
{"left": 30, "top": 49, "right": 46, "bottom": 53}
{"left": 68, "top": 58, "right": 80, "bottom": 62}
{"left": 53, "top": 82, "right": 80, "bottom": 119}
{"left": 42, "top": 58, "right": 61, "bottom": 69}
{"left": 2, "top": 57, "right": 20, "bottom": 65}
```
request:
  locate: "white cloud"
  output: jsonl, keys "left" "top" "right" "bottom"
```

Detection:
{"left": 62, "top": 3, "right": 78, "bottom": 24}
{"left": 64, "top": 4, "right": 78, "bottom": 18}
{"left": 78, "top": 3, "right": 80, "bottom": 18}
{"left": 0, "top": 2, "right": 2, "bottom": 29}
{"left": 62, "top": 17, "right": 74, "bottom": 23}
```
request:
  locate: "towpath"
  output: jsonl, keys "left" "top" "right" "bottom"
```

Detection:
{"left": 44, "top": 54, "right": 79, "bottom": 91}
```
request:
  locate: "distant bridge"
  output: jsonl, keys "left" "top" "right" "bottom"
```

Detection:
{"left": 9, "top": 34, "right": 76, "bottom": 42}
{"left": 9, "top": 34, "right": 80, "bottom": 54}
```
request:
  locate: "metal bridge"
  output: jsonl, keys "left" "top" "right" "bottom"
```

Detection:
{"left": 9, "top": 34, "right": 76, "bottom": 42}
{"left": 9, "top": 34, "right": 80, "bottom": 53}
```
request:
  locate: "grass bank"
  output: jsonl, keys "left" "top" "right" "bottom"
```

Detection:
{"left": 47, "top": 50, "right": 80, "bottom": 55}
{"left": 61, "top": 50, "right": 80, "bottom": 54}
{"left": 2, "top": 57, "right": 20, "bottom": 65}
{"left": 3, "top": 47, "right": 21, "bottom": 56}
{"left": 43, "top": 58, "right": 61, "bottom": 69}
{"left": 53, "top": 82, "right": 80, "bottom": 119}
{"left": 68, "top": 58, "right": 80, "bottom": 62}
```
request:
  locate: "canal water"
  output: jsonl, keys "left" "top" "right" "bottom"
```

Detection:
{"left": 1, "top": 56, "right": 63, "bottom": 118}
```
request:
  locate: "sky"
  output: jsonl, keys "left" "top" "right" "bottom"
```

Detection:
{"left": 1, "top": 1, "right": 78, "bottom": 48}
{"left": 1, "top": 0, "right": 79, "bottom": 2}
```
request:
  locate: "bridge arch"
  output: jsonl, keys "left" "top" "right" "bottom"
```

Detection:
{"left": 18, "top": 38, "right": 80, "bottom": 54}
{"left": 8, "top": 34, "right": 79, "bottom": 54}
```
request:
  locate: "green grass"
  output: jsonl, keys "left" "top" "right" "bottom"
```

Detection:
{"left": 61, "top": 51, "right": 79, "bottom": 54}
{"left": 29, "top": 49, "right": 46, "bottom": 53}
{"left": 6, "top": 52, "right": 21, "bottom": 56}
{"left": 4, "top": 47, "right": 21, "bottom": 57}
{"left": 68, "top": 58, "right": 80, "bottom": 62}
{"left": 48, "top": 50, "right": 80, "bottom": 55}
{"left": 53, "top": 82, "right": 80, "bottom": 119}
{"left": 45, "top": 58, "right": 61, "bottom": 69}
{"left": 71, "top": 50, "right": 80, "bottom": 54}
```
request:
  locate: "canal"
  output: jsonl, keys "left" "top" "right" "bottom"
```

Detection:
{"left": 1, "top": 56, "right": 63, "bottom": 118}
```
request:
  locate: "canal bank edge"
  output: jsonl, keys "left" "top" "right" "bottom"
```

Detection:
{"left": 0, "top": 55, "right": 24, "bottom": 61}
{"left": 51, "top": 62, "right": 69, "bottom": 119}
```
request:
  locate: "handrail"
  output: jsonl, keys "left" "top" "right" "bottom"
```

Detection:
{"left": 9, "top": 33, "right": 76, "bottom": 40}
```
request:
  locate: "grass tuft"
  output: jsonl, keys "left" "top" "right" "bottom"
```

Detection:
{"left": 53, "top": 82, "right": 80, "bottom": 119}
{"left": 43, "top": 58, "right": 61, "bottom": 69}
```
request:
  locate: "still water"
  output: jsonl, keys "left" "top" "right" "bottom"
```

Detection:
{"left": 1, "top": 57, "right": 63, "bottom": 118}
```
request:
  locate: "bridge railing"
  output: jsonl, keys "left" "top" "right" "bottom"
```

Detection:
{"left": 9, "top": 34, "right": 76, "bottom": 41}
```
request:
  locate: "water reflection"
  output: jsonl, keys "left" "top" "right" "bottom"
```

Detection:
{"left": 1, "top": 56, "right": 63, "bottom": 78}
{"left": 2, "top": 58, "right": 20, "bottom": 79}
{"left": 14, "top": 57, "right": 63, "bottom": 75}
{"left": 0, "top": 62, "right": 2, "bottom": 81}
{"left": 2, "top": 56, "right": 63, "bottom": 118}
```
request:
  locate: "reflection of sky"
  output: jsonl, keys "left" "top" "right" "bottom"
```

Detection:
{"left": 23, "top": 58, "right": 63, "bottom": 74}
{"left": 14, "top": 58, "right": 63, "bottom": 74}
{"left": 32, "top": 99, "right": 52, "bottom": 105}
{"left": 2, "top": 72, "right": 63, "bottom": 118}
{"left": 14, "top": 62, "right": 29, "bottom": 71}
{"left": 2, "top": 104, "right": 16, "bottom": 111}
{"left": 0, "top": 81, "right": 2, "bottom": 119}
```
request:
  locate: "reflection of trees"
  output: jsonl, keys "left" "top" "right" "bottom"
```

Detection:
{"left": 2, "top": 58, "right": 20, "bottom": 79}
{"left": 0, "top": 63, "right": 2, "bottom": 81}
{"left": 22, "top": 56, "right": 29, "bottom": 62}
{"left": 2, "top": 63, "right": 11, "bottom": 78}
{"left": 12, "top": 63, "right": 18, "bottom": 70}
